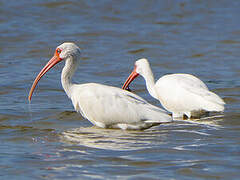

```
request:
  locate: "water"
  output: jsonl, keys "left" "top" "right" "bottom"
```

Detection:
{"left": 0, "top": 0, "right": 240, "bottom": 179}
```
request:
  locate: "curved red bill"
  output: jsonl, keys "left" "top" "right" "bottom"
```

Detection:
{"left": 122, "top": 65, "right": 139, "bottom": 90}
{"left": 28, "top": 55, "right": 61, "bottom": 102}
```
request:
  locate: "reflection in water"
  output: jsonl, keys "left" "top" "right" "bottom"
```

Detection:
{"left": 60, "top": 115, "right": 223, "bottom": 151}
{"left": 61, "top": 126, "right": 167, "bottom": 151}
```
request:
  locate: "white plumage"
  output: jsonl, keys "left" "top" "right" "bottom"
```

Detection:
{"left": 28, "top": 43, "right": 172, "bottom": 130}
{"left": 122, "top": 58, "right": 225, "bottom": 119}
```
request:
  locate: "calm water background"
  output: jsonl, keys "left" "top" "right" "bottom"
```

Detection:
{"left": 0, "top": 0, "right": 240, "bottom": 179}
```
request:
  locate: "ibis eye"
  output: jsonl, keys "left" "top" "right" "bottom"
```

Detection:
{"left": 56, "top": 49, "right": 61, "bottom": 54}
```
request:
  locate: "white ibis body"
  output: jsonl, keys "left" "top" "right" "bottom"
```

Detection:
{"left": 28, "top": 43, "right": 172, "bottom": 130}
{"left": 122, "top": 58, "right": 225, "bottom": 119}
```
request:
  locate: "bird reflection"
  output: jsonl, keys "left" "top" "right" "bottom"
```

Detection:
{"left": 60, "top": 126, "right": 168, "bottom": 151}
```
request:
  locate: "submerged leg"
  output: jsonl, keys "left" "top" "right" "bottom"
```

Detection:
{"left": 191, "top": 110, "right": 209, "bottom": 119}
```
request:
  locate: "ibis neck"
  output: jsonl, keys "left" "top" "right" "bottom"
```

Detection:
{"left": 61, "top": 56, "right": 79, "bottom": 98}
{"left": 141, "top": 67, "right": 158, "bottom": 100}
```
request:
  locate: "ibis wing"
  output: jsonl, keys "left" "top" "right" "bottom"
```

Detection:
{"left": 70, "top": 83, "right": 172, "bottom": 127}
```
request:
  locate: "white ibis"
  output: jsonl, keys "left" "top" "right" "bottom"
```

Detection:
{"left": 28, "top": 43, "right": 172, "bottom": 130}
{"left": 122, "top": 58, "right": 225, "bottom": 119}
